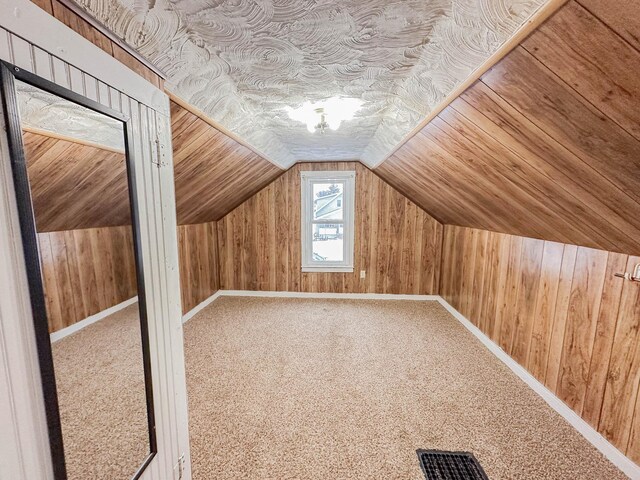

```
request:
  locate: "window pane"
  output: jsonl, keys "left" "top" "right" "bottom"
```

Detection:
{"left": 312, "top": 223, "right": 344, "bottom": 261}
{"left": 313, "top": 182, "right": 343, "bottom": 220}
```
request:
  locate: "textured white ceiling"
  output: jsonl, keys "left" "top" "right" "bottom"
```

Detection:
{"left": 16, "top": 81, "right": 125, "bottom": 150}
{"left": 70, "top": 0, "right": 545, "bottom": 167}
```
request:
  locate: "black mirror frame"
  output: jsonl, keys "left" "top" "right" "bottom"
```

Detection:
{"left": 0, "top": 61, "right": 157, "bottom": 480}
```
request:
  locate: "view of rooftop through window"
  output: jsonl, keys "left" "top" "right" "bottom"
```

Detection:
{"left": 312, "top": 183, "right": 344, "bottom": 261}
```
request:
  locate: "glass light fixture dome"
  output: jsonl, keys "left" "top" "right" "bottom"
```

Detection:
{"left": 285, "top": 97, "right": 363, "bottom": 134}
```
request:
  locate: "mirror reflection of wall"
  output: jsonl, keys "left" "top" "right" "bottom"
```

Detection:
{"left": 16, "top": 80, "right": 152, "bottom": 479}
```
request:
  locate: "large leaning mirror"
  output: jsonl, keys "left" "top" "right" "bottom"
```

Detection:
{"left": 0, "top": 63, "right": 156, "bottom": 480}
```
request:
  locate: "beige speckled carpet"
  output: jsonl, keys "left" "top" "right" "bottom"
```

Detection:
{"left": 183, "top": 297, "right": 627, "bottom": 480}
{"left": 51, "top": 303, "right": 149, "bottom": 480}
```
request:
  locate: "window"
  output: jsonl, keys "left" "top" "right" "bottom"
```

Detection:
{"left": 301, "top": 170, "right": 355, "bottom": 272}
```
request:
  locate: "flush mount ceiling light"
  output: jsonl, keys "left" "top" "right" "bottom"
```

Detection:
{"left": 285, "top": 97, "right": 364, "bottom": 134}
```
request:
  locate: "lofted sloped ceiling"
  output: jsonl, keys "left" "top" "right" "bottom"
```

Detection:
{"left": 65, "top": 0, "right": 547, "bottom": 167}
{"left": 17, "top": 82, "right": 124, "bottom": 150}
{"left": 23, "top": 130, "right": 131, "bottom": 232}
{"left": 21, "top": 99, "right": 284, "bottom": 231}
{"left": 24, "top": 0, "right": 640, "bottom": 255}
{"left": 374, "top": 0, "right": 640, "bottom": 255}
{"left": 171, "top": 99, "right": 284, "bottom": 224}
{"left": 17, "top": 82, "right": 131, "bottom": 233}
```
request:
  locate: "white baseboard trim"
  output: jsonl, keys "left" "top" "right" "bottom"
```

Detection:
{"left": 182, "top": 290, "right": 223, "bottom": 324}
{"left": 50, "top": 296, "right": 138, "bottom": 343}
{"left": 218, "top": 290, "right": 439, "bottom": 301}
{"left": 436, "top": 297, "right": 640, "bottom": 480}
{"left": 182, "top": 290, "right": 438, "bottom": 324}
{"left": 180, "top": 289, "right": 639, "bottom": 478}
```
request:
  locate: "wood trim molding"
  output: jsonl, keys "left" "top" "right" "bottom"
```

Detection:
{"left": 370, "top": 0, "right": 570, "bottom": 168}
{"left": 55, "top": 0, "right": 166, "bottom": 80}
{"left": 22, "top": 126, "right": 125, "bottom": 154}
{"left": 167, "top": 91, "right": 285, "bottom": 170}
{"left": 181, "top": 290, "right": 440, "bottom": 324}
{"left": 1, "top": 0, "right": 168, "bottom": 113}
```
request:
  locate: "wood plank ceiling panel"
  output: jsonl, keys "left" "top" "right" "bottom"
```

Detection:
{"left": 576, "top": 0, "right": 640, "bottom": 52}
{"left": 482, "top": 48, "right": 640, "bottom": 205}
{"left": 454, "top": 83, "right": 640, "bottom": 248}
{"left": 23, "top": 130, "right": 130, "bottom": 232}
{"left": 170, "top": 100, "right": 284, "bottom": 225}
{"left": 523, "top": 1, "right": 640, "bottom": 140}
{"left": 22, "top": 101, "right": 285, "bottom": 232}
{"left": 374, "top": 0, "right": 640, "bottom": 256}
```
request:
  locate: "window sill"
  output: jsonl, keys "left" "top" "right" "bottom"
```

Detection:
{"left": 301, "top": 266, "right": 354, "bottom": 273}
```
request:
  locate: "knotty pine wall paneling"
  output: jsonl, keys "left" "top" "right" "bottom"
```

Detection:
{"left": 178, "top": 222, "right": 219, "bottom": 314}
{"left": 374, "top": 0, "right": 640, "bottom": 256}
{"left": 440, "top": 225, "right": 640, "bottom": 462}
{"left": 217, "top": 162, "right": 443, "bottom": 294}
{"left": 37, "top": 226, "right": 137, "bottom": 333}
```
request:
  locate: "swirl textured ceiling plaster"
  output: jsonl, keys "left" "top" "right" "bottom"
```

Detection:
{"left": 69, "top": 0, "right": 545, "bottom": 167}
{"left": 16, "top": 82, "right": 125, "bottom": 150}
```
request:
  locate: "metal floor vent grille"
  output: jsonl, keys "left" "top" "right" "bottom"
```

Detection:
{"left": 417, "top": 449, "right": 489, "bottom": 480}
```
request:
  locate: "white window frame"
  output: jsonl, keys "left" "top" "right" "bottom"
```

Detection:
{"left": 301, "top": 170, "right": 355, "bottom": 273}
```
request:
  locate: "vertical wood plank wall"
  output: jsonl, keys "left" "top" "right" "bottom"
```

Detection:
{"left": 37, "top": 227, "right": 137, "bottom": 333}
{"left": 217, "top": 162, "right": 443, "bottom": 294}
{"left": 440, "top": 225, "right": 640, "bottom": 462}
{"left": 178, "top": 222, "right": 219, "bottom": 314}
